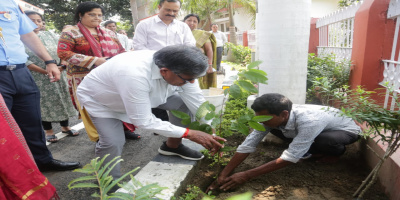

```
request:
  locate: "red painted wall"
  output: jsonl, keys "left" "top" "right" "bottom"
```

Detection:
{"left": 309, "top": 18, "right": 319, "bottom": 54}
{"left": 350, "top": 1, "right": 400, "bottom": 199}
{"left": 350, "top": 0, "right": 395, "bottom": 96}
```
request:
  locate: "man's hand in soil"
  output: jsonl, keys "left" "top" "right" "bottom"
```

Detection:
{"left": 219, "top": 172, "right": 250, "bottom": 191}
{"left": 186, "top": 130, "right": 226, "bottom": 155}
{"left": 205, "top": 175, "right": 228, "bottom": 193}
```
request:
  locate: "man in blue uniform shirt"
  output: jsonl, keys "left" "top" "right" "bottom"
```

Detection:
{"left": 0, "top": 0, "right": 80, "bottom": 171}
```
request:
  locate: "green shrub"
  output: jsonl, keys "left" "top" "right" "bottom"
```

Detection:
{"left": 307, "top": 53, "right": 351, "bottom": 104}
{"left": 225, "top": 43, "right": 252, "bottom": 65}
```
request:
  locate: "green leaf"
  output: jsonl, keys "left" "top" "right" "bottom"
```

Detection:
{"left": 248, "top": 68, "right": 267, "bottom": 76}
{"left": 237, "top": 115, "right": 251, "bottom": 124}
{"left": 247, "top": 60, "right": 263, "bottom": 69}
{"left": 226, "top": 192, "right": 253, "bottom": 200}
{"left": 220, "top": 146, "right": 236, "bottom": 152}
{"left": 91, "top": 192, "right": 100, "bottom": 197}
{"left": 238, "top": 80, "right": 258, "bottom": 93}
{"left": 170, "top": 110, "right": 190, "bottom": 119}
{"left": 207, "top": 103, "right": 216, "bottom": 112}
{"left": 68, "top": 183, "right": 99, "bottom": 189}
{"left": 252, "top": 115, "right": 273, "bottom": 122}
{"left": 73, "top": 167, "right": 95, "bottom": 174}
{"left": 242, "top": 71, "right": 268, "bottom": 84}
{"left": 189, "top": 121, "right": 200, "bottom": 130}
{"left": 199, "top": 124, "right": 212, "bottom": 134}
{"left": 181, "top": 118, "right": 192, "bottom": 125}
{"left": 238, "top": 123, "right": 249, "bottom": 135}
{"left": 211, "top": 118, "right": 221, "bottom": 128}
{"left": 229, "top": 84, "right": 242, "bottom": 99}
{"left": 248, "top": 121, "right": 266, "bottom": 131}
{"left": 196, "top": 101, "right": 210, "bottom": 120}
{"left": 205, "top": 112, "right": 215, "bottom": 120}
{"left": 68, "top": 176, "right": 97, "bottom": 188}
{"left": 224, "top": 88, "right": 229, "bottom": 96}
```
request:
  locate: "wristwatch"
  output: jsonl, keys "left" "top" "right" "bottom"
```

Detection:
{"left": 44, "top": 60, "right": 57, "bottom": 65}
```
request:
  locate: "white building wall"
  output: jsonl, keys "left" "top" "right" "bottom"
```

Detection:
{"left": 257, "top": 0, "right": 311, "bottom": 104}
{"left": 233, "top": 7, "right": 254, "bottom": 32}
{"left": 311, "top": 0, "right": 340, "bottom": 18}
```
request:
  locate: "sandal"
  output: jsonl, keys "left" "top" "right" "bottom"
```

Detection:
{"left": 124, "top": 131, "right": 141, "bottom": 140}
{"left": 62, "top": 129, "right": 79, "bottom": 136}
{"left": 46, "top": 134, "right": 58, "bottom": 143}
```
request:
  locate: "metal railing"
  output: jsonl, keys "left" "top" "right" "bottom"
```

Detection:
{"left": 381, "top": 0, "right": 400, "bottom": 110}
{"left": 316, "top": 1, "right": 363, "bottom": 61}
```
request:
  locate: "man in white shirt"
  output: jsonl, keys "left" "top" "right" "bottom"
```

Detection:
{"left": 104, "top": 20, "right": 130, "bottom": 51}
{"left": 133, "top": 0, "right": 196, "bottom": 144}
{"left": 118, "top": 30, "right": 133, "bottom": 51}
{"left": 77, "top": 45, "right": 226, "bottom": 179}
{"left": 206, "top": 93, "right": 361, "bottom": 192}
{"left": 132, "top": 0, "right": 196, "bottom": 50}
{"left": 211, "top": 24, "right": 227, "bottom": 72}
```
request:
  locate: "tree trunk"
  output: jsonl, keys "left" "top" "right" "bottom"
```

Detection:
{"left": 130, "top": 0, "right": 139, "bottom": 29}
{"left": 228, "top": 2, "right": 237, "bottom": 45}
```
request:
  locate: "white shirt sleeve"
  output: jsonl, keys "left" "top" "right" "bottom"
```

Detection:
{"left": 221, "top": 32, "right": 227, "bottom": 44}
{"left": 117, "top": 74, "right": 186, "bottom": 138}
{"left": 236, "top": 129, "right": 269, "bottom": 153}
{"left": 133, "top": 22, "right": 149, "bottom": 50}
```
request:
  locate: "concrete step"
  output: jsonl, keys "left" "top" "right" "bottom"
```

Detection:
{"left": 117, "top": 139, "right": 205, "bottom": 199}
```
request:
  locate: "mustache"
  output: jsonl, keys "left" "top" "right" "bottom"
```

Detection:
{"left": 165, "top": 14, "right": 176, "bottom": 17}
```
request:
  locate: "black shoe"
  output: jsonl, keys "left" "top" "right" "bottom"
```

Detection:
{"left": 124, "top": 131, "right": 141, "bottom": 140}
{"left": 38, "top": 159, "right": 81, "bottom": 172}
{"left": 158, "top": 142, "right": 204, "bottom": 160}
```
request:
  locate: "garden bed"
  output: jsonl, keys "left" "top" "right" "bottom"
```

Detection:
{"left": 181, "top": 135, "right": 389, "bottom": 200}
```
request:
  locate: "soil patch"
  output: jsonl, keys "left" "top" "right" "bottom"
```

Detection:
{"left": 183, "top": 135, "right": 388, "bottom": 200}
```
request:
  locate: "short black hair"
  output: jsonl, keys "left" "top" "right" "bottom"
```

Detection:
{"left": 25, "top": 10, "right": 43, "bottom": 20}
{"left": 251, "top": 93, "right": 293, "bottom": 115}
{"left": 159, "top": 0, "right": 181, "bottom": 7}
{"left": 104, "top": 20, "right": 116, "bottom": 27}
{"left": 183, "top": 14, "right": 200, "bottom": 22}
{"left": 153, "top": 45, "right": 207, "bottom": 77}
{"left": 74, "top": 2, "right": 105, "bottom": 23}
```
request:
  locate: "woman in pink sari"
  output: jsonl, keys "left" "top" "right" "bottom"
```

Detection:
{"left": 58, "top": 2, "right": 139, "bottom": 141}
{"left": 0, "top": 94, "right": 59, "bottom": 200}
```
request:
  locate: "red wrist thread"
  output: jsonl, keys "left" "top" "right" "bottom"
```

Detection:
{"left": 182, "top": 128, "right": 189, "bottom": 138}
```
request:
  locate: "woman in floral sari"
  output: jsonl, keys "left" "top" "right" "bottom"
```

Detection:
{"left": 25, "top": 11, "right": 78, "bottom": 143}
{"left": 58, "top": 2, "right": 139, "bottom": 141}
{"left": 0, "top": 94, "right": 59, "bottom": 200}
{"left": 184, "top": 14, "right": 217, "bottom": 89}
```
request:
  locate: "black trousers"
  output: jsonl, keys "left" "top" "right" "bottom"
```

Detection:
{"left": 42, "top": 120, "right": 69, "bottom": 130}
{"left": 152, "top": 108, "right": 169, "bottom": 121}
{"left": 270, "top": 129, "right": 359, "bottom": 156}
{"left": 0, "top": 66, "right": 53, "bottom": 165}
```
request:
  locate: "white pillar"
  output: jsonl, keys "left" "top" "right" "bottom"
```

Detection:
{"left": 256, "top": 0, "right": 311, "bottom": 104}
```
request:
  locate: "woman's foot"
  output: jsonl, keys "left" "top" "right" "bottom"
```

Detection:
{"left": 61, "top": 126, "right": 79, "bottom": 136}
{"left": 45, "top": 130, "right": 58, "bottom": 143}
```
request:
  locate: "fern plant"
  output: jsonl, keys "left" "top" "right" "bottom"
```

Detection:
{"left": 68, "top": 154, "right": 166, "bottom": 200}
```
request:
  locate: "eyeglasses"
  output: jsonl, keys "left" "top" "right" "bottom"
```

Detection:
{"left": 87, "top": 13, "right": 103, "bottom": 19}
{"left": 176, "top": 73, "right": 195, "bottom": 84}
